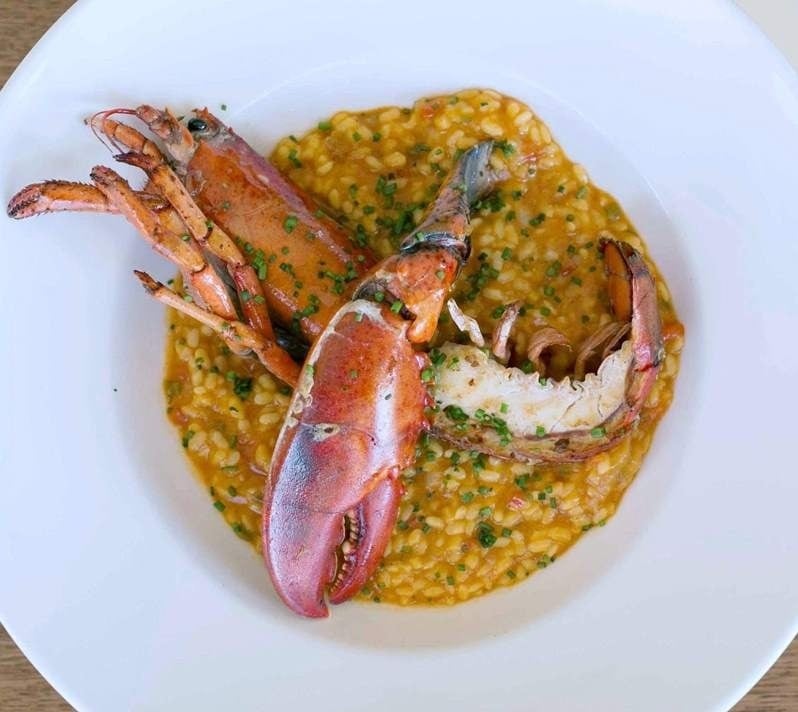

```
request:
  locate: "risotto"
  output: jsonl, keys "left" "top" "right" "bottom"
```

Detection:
{"left": 163, "top": 89, "right": 683, "bottom": 607}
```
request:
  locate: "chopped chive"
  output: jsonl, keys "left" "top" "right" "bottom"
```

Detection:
{"left": 494, "top": 139, "right": 515, "bottom": 157}
{"left": 231, "top": 523, "right": 252, "bottom": 540}
{"left": 444, "top": 405, "right": 468, "bottom": 423}
{"left": 283, "top": 215, "right": 298, "bottom": 233}
{"left": 317, "top": 120, "right": 332, "bottom": 131}
{"left": 545, "top": 260, "right": 562, "bottom": 278}
{"left": 288, "top": 148, "right": 302, "bottom": 168}
{"left": 520, "top": 360, "right": 534, "bottom": 374}
{"left": 476, "top": 521, "right": 497, "bottom": 548}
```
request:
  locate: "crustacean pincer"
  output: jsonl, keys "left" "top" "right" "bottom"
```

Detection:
{"left": 262, "top": 142, "right": 498, "bottom": 617}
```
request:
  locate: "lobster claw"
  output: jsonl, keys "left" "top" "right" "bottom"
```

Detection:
{"left": 263, "top": 141, "right": 497, "bottom": 617}
{"left": 262, "top": 301, "right": 428, "bottom": 617}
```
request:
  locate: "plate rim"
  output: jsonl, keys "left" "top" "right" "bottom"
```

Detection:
{"left": 1, "top": 0, "right": 797, "bottom": 710}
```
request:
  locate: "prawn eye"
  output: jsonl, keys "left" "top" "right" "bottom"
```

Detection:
{"left": 187, "top": 117, "right": 208, "bottom": 132}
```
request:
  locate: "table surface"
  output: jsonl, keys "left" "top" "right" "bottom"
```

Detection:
{"left": 0, "top": 1, "right": 796, "bottom": 710}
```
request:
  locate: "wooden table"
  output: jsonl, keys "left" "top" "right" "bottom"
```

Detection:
{"left": 0, "top": 1, "right": 795, "bottom": 710}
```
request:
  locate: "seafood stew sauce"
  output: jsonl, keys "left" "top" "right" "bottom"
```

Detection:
{"left": 163, "top": 88, "right": 682, "bottom": 607}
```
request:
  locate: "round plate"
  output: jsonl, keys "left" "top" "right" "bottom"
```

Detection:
{"left": 2, "top": 0, "right": 797, "bottom": 709}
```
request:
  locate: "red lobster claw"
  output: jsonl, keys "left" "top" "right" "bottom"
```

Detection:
{"left": 262, "top": 141, "right": 498, "bottom": 617}
{"left": 262, "top": 301, "right": 428, "bottom": 617}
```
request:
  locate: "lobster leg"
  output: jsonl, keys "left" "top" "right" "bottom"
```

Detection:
{"left": 115, "top": 151, "right": 276, "bottom": 339}
{"left": 132, "top": 105, "right": 197, "bottom": 168}
{"left": 87, "top": 112, "right": 301, "bottom": 382}
{"left": 135, "top": 272, "right": 300, "bottom": 386}
{"left": 88, "top": 111, "right": 284, "bottom": 346}
{"left": 87, "top": 109, "right": 180, "bottom": 161}
{"left": 88, "top": 165, "right": 239, "bottom": 321}
{"left": 7, "top": 181, "right": 165, "bottom": 218}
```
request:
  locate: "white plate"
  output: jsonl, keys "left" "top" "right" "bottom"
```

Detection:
{"left": 1, "top": 0, "right": 797, "bottom": 709}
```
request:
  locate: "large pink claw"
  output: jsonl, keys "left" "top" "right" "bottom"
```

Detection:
{"left": 262, "top": 301, "right": 427, "bottom": 617}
